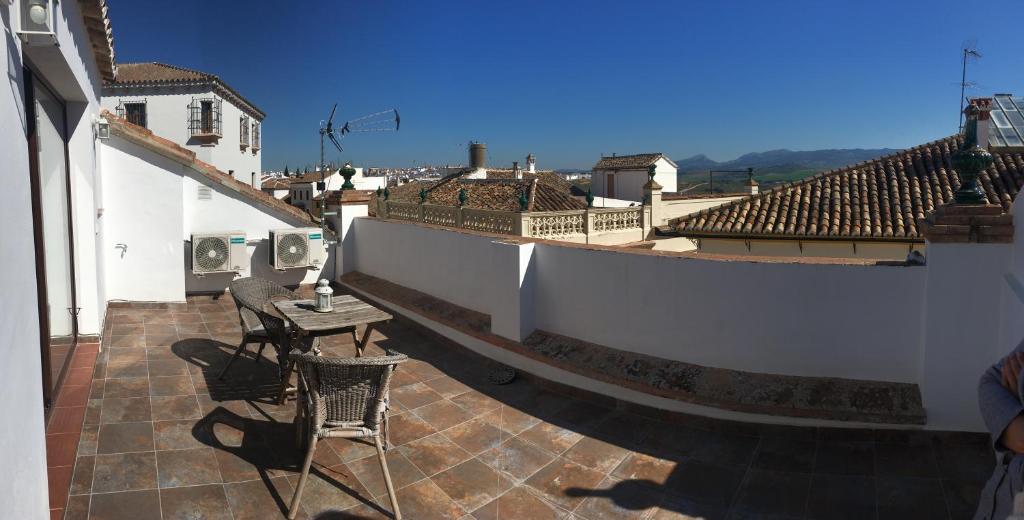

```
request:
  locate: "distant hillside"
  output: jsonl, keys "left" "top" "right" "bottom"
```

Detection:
{"left": 674, "top": 147, "right": 899, "bottom": 194}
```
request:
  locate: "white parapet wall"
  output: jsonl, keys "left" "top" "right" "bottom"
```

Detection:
{"left": 347, "top": 214, "right": 1024, "bottom": 431}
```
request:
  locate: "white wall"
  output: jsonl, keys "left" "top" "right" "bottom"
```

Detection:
{"left": 351, "top": 218, "right": 926, "bottom": 383}
{"left": 101, "top": 84, "right": 262, "bottom": 186}
{"left": 1, "top": 0, "right": 107, "bottom": 515}
{"left": 99, "top": 134, "right": 328, "bottom": 301}
{"left": 658, "top": 195, "right": 744, "bottom": 226}
{"left": 592, "top": 158, "right": 677, "bottom": 202}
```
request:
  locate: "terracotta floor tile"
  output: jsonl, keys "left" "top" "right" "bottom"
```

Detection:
{"left": 524, "top": 458, "right": 605, "bottom": 511}
{"left": 92, "top": 452, "right": 158, "bottom": 493}
{"left": 481, "top": 406, "right": 540, "bottom": 435}
{"left": 519, "top": 421, "right": 585, "bottom": 456}
{"left": 102, "top": 377, "right": 149, "bottom": 398}
{"left": 47, "top": 464, "right": 73, "bottom": 510}
{"left": 160, "top": 484, "right": 233, "bottom": 520}
{"left": 105, "top": 360, "right": 148, "bottom": 379}
{"left": 150, "top": 395, "right": 202, "bottom": 421}
{"left": 48, "top": 406, "right": 87, "bottom": 434}
{"left": 99, "top": 397, "right": 152, "bottom": 424}
{"left": 388, "top": 411, "right": 438, "bottom": 446}
{"left": 149, "top": 375, "right": 195, "bottom": 396}
{"left": 69, "top": 455, "right": 95, "bottom": 495}
{"left": 443, "top": 418, "right": 506, "bottom": 455}
{"left": 89, "top": 489, "right": 161, "bottom": 520}
{"left": 106, "top": 335, "right": 145, "bottom": 349}
{"left": 63, "top": 495, "right": 90, "bottom": 520}
{"left": 399, "top": 432, "right": 474, "bottom": 477}
{"left": 412, "top": 399, "right": 476, "bottom": 431}
{"left": 572, "top": 476, "right": 663, "bottom": 520}
{"left": 431, "top": 458, "right": 513, "bottom": 512}
{"left": 471, "top": 485, "right": 567, "bottom": 520}
{"left": 78, "top": 425, "right": 99, "bottom": 456}
{"left": 46, "top": 432, "right": 80, "bottom": 468}
{"left": 390, "top": 478, "right": 466, "bottom": 520}
{"left": 285, "top": 463, "right": 370, "bottom": 515}
{"left": 390, "top": 382, "right": 445, "bottom": 410}
{"left": 157, "top": 447, "right": 222, "bottom": 488}
{"left": 478, "top": 437, "right": 556, "bottom": 482}
{"left": 223, "top": 477, "right": 304, "bottom": 520}
{"left": 348, "top": 450, "right": 426, "bottom": 497}
{"left": 423, "top": 376, "right": 474, "bottom": 398}
{"left": 611, "top": 452, "right": 677, "bottom": 486}
{"left": 97, "top": 422, "right": 154, "bottom": 454}
{"left": 450, "top": 390, "right": 504, "bottom": 416}
{"left": 562, "top": 436, "right": 630, "bottom": 474}
{"left": 325, "top": 437, "right": 380, "bottom": 464}
{"left": 55, "top": 384, "right": 91, "bottom": 408}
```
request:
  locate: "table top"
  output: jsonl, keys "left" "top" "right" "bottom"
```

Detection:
{"left": 272, "top": 295, "right": 392, "bottom": 332}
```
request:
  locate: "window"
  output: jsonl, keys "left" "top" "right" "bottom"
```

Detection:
{"left": 240, "top": 115, "right": 250, "bottom": 148}
{"left": 251, "top": 120, "right": 260, "bottom": 151}
{"left": 116, "top": 99, "right": 147, "bottom": 128}
{"left": 188, "top": 97, "right": 222, "bottom": 137}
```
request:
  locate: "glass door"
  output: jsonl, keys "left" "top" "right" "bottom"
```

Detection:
{"left": 26, "top": 70, "right": 78, "bottom": 408}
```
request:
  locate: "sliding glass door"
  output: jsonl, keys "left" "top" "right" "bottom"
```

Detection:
{"left": 26, "top": 70, "right": 78, "bottom": 408}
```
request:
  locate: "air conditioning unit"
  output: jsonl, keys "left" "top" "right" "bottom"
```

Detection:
{"left": 190, "top": 232, "right": 247, "bottom": 275}
{"left": 269, "top": 227, "right": 327, "bottom": 270}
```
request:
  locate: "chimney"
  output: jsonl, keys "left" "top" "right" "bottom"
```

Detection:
{"left": 513, "top": 161, "right": 522, "bottom": 179}
{"left": 526, "top": 153, "right": 536, "bottom": 173}
{"left": 969, "top": 98, "right": 992, "bottom": 149}
{"left": 745, "top": 168, "right": 759, "bottom": 195}
{"left": 467, "top": 141, "right": 487, "bottom": 179}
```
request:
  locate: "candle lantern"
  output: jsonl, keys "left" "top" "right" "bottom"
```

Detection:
{"left": 314, "top": 279, "right": 334, "bottom": 312}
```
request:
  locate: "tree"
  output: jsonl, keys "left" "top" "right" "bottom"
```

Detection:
{"left": 284, "top": 165, "right": 290, "bottom": 177}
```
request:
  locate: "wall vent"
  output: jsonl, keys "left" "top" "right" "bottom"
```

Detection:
{"left": 197, "top": 186, "right": 212, "bottom": 201}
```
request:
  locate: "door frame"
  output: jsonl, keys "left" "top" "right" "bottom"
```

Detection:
{"left": 606, "top": 173, "right": 616, "bottom": 199}
{"left": 24, "top": 66, "right": 80, "bottom": 411}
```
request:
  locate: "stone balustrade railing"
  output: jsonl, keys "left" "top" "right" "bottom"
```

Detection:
{"left": 375, "top": 200, "right": 649, "bottom": 243}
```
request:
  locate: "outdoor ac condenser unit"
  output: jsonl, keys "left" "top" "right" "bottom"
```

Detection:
{"left": 191, "top": 232, "right": 247, "bottom": 274}
{"left": 269, "top": 228, "right": 327, "bottom": 270}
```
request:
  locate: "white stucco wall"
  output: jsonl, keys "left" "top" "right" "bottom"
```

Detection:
{"left": 658, "top": 195, "right": 745, "bottom": 226}
{"left": 99, "top": 134, "right": 328, "bottom": 302}
{"left": 2, "top": 0, "right": 107, "bottom": 515}
{"left": 101, "top": 84, "right": 262, "bottom": 186}
{"left": 592, "top": 157, "right": 677, "bottom": 201}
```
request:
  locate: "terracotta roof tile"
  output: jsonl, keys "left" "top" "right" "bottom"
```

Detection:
{"left": 101, "top": 110, "right": 315, "bottom": 226}
{"left": 386, "top": 173, "right": 585, "bottom": 212}
{"left": 106, "top": 63, "right": 265, "bottom": 119}
{"left": 594, "top": 153, "right": 676, "bottom": 170}
{"left": 80, "top": 0, "right": 117, "bottom": 82}
{"left": 675, "top": 135, "right": 1024, "bottom": 241}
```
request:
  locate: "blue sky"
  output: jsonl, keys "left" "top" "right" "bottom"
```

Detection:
{"left": 109, "top": 0, "right": 1024, "bottom": 170}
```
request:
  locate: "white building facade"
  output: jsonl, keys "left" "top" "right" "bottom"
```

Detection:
{"left": 101, "top": 62, "right": 264, "bottom": 188}
{"left": 591, "top": 153, "right": 678, "bottom": 201}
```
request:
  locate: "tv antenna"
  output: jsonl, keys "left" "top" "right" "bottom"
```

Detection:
{"left": 958, "top": 40, "right": 982, "bottom": 133}
{"left": 318, "top": 104, "right": 400, "bottom": 234}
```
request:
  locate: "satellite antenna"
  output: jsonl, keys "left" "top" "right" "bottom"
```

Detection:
{"left": 316, "top": 104, "right": 400, "bottom": 236}
{"left": 959, "top": 40, "right": 982, "bottom": 133}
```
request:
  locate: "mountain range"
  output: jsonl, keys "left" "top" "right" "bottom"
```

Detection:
{"left": 674, "top": 148, "right": 900, "bottom": 173}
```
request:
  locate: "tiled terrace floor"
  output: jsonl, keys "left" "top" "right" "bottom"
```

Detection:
{"left": 52, "top": 293, "right": 995, "bottom": 520}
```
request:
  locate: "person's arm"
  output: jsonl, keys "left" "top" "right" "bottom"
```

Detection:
{"left": 980, "top": 345, "right": 1024, "bottom": 454}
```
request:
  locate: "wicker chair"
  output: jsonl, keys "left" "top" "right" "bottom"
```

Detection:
{"left": 287, "top": 351, "right": 408, "bottom": 520}
{"left": 227, "top": 278, "right": 321, "bottom": 403}
{"left": 218, "top": 283, "right": 271, "bottom": 380}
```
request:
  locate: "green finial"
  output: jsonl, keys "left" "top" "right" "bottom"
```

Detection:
{"left": 518, "top": 190, "right": 529, "bottom": 211}
{"left": 419, "top": 188, "right": 427, "bottom": 203}
{"left": 647, "top": 164, "right": 657, "bottom": 182}
{"left": 952, "top": 103, "right": 993, "bottom": 204}
{"left": 457, "top": 188, "right": 468, "bottom": 206}
{"left": 340, "top": 163, "right": 356, "bottom": 190}
{"left": 383, "top": 187, "right": 390, "bottom": 200}
{"left": 586, "top": 188, "right": 595, "bottom": 208}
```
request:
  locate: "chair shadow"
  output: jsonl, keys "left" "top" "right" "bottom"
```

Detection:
{"left": 193, "top": 406, "right": 390, "bottom": 518}
{"left": 171, "top": 337, "right": 282, "bottom": 403}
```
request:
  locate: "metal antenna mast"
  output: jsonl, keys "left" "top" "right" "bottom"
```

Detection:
{"left": 959, "top": 42, "right": 982, "bottom": 133}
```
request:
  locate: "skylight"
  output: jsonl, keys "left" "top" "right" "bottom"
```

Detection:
{"left": 989, "top": 94, "right": 1024, "bottom": 148}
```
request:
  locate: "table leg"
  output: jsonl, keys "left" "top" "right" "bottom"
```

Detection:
{"left": 277, "top": 334, "right": 300, "bottom": 405}
{"left": 356, "top": 324, "right": 376, "bottom": 357}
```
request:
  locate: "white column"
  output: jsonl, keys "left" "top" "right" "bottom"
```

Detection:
{"left": 489, "top": 240, "right": 536, "bottom": 342}
{"left": 329, "top": 201, "right": 368, "bottom": 280}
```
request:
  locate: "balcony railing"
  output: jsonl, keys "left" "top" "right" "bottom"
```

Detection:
{"left": 375, "top": 200, "right": 647, "bottom": 243}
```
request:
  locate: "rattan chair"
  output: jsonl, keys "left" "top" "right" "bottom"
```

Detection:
{"left": 227, "top": 278, "right": 320, "bottom": 402}
{"left": 218, "top": 282, "right": 272, "bottom": 380}
{"left": 287, "top": 351, "right": 408, "bottom": 520}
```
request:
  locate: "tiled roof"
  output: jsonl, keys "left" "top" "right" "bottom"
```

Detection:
{"left": 106, "top": 63, "right": 265, "bottom": 119}
{"left": 102, "top": 110, "right": 315, "bottom": 226}
{"left": 386, "top": 174, "right": 585, "bottom": 212}
{"left": 260, "top": 178, "right": 292, "bottom": 190}
{"left": 594, "top": 153, "right": 676, "bottom": 170}
{"left": 80, "top": 0, "right": 117, "bottom": 82}
{"left": 485, "top": 169, "right": 576, "bottom": 193}
{"left": 675, "top": 135, "right": 1024, "bottom": 241}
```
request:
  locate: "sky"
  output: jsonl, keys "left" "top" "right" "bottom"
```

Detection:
{"left": 108, "top": 0, "right": 1024, "bottom": 171}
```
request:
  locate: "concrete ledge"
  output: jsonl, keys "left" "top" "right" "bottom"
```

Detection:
{"left": 340, "top": 271, "right": 926, "bottom": 425}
